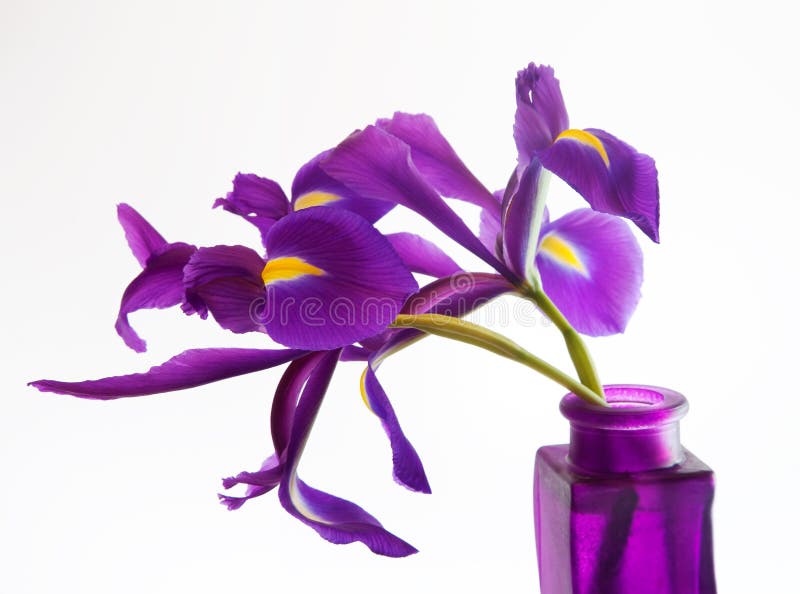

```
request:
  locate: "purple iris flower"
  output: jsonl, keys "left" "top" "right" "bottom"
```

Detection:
{"left": 319, "top": 64, "right": 652, "bottom": 337}
{"left": 513, "top": 63, "right": 660, "bottom": 243}
{"left": 31, "top": 153, "right": 514, "bottom": 556}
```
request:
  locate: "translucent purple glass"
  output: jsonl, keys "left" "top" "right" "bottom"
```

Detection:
{"left": 534, "top": 385, "right": 716, "bottom": 593}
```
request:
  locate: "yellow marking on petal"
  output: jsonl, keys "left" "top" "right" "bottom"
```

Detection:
{"left": 261, "top": 257, "right": 324, "bottom": 285}
{"left": 540, "top": 234, "right": 587, "bottom": 275}
{"left": 555, "top": 129, "right": 610, "bottom": 168}
{"left": 293, "top": 191, "right": 342, "bottom": 211}
{"left": 288, "top": 471, "right": 330, "bottom": 524}
{"left": 360, "top": 367, "right": 374, "bottom": 413}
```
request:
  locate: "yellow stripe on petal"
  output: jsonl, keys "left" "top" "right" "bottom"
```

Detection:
{"left": 261, "top": 257, "right": 324, "bottom": 285}
{"left": 359, "top": 367, "right": 375, "bottom": 413}
{"left": 293, "top": 191, "right": 341, "bottom": 211}
{"left": 554, "top": 129, "right": 610, "bottom": 168}
{"left": 539, "top": 234, "right": 587, "bottom": 275}
{"left": 288, "top": 471, "right": 331, "bottom": 524}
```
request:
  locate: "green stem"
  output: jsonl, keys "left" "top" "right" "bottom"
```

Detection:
{"left": 390, "top": 314, "right": 606, "bottom": 406}
{"left": 524, "top": 288, "right": 605, "bottom": 398}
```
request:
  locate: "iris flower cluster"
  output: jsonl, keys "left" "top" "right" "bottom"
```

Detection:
{"left": 31, "top": 63, "right": 659, "bottom": 557}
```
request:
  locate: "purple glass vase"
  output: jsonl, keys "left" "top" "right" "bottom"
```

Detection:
{"left": 534, "top": 385, "right": 716, "bottom": 594}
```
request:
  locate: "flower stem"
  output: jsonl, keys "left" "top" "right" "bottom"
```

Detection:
{"left": 523, "top": 288, "right": 605, "bottom": 399}
{"left": 390, "top": 313, "right": 606, "bottom": 406}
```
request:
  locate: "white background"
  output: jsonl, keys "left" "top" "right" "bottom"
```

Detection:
{"left": 2, "top": 1, "right": 798, "bottom": 592}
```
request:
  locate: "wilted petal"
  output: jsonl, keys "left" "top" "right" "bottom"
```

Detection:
{"left": 361, "top": 363, "right": 430, "bottom": 493}
{"left": 115, "top": 242, "right": 196, "bottom": 352}
{"left": 291, "top": 151, "right": 394, "bottom": 223}
{"left": 219, "top": 453, "right": 284, "bottom": 510}
{"left": 214, "top": 173, "right": 290, "bottom": 243}
{"left": 183, "top": 245, "right": 267, "bottom": 334}
{"left": 500, "top": 160, "right": 550, "bottom": 284}
{"left": 514, "top": 63, "right": 569, "bottom": 164}
{"left": 376, "top": 112, "right": 498, "bottom": 211}
{"left": 29, "top": 347, "right": 306, "bottom": 399}
{"left": 261, "top": 208, "right": 418, "bottom": 350}
{"left": 117, "top": 203, "right": 168, "bottom": 267}
{"left": 359, "top": 272, "right": 514, "bottom": 492}
{"left": 386, "top": 232, "right": 462, "bottom": 278}
{"left": 322, "top": 126, "right": 511, "bottom": 278}
{"left": 541, "top": 128, "right": 660, "bottom": 242}
{"left": 279, "top": 350, "right": 417, "bottom": 557}
{"left": 536, "top": 209, "right": 643, "bottom": 336}
{"left": 219, "top": 353, "right": 323, "bottom": 510}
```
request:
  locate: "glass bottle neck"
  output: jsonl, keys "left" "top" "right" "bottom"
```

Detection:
{"left": 560, "top": 385, "right": 689, "bottom": 474}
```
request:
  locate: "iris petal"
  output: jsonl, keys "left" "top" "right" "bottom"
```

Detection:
{"left": 513, "top": 63, "right": 570, "bottom": 164}
{"left": 182, "top": 245, "right": 267, "bottom": 334}
{"left": 115, "top": 242, "right": 197, "bottom": 352}
{"left": 291, "top": 150, "right": 394, "bottom": 223}
{"left": 261, "top": 208, "right": 418, "bottom": 350}
{"left": 541, "top": 128, "right": 660, "bottom": 242}
{"left": 278, "top": 350, "right": 417, "bottom": 557}
{"left": 359, "top": 272, "right": 514, "bottom": 492}
{"left": 376, "top": 112, "right": 498, "bottom": 212}
{"left": 385, "top": 232, "right": 462, "bottom": 278}
{"left": 29, "top": 347, "right": 306, "bottom": 399}
{"left": 500, "top": 160, "right": 550, "bottom": 284}
{"left": 321, "top": 126, "right": 512, "bottom": 279}
{"left": 117, "top": 203, "right": 169, "bottom": 267}
{"left": 536, "top": 209, "right": 643, "bottom": 336}
{"left": 213, "top": 173, "right": 290, "bottom": 244}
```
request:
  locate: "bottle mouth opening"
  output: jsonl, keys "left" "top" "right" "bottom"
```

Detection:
{"left": 560, "top": 384, "right": 688, "bottom": 429}
{"left": 604, "top": 386, "right": 664, "bottom": 408}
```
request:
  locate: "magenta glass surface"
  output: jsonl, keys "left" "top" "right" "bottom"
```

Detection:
{"left": 534, "top": 385, "right": 716, "bottom": 594}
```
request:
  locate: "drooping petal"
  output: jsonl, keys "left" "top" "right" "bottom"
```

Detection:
{"left": 385, "top": 232, "right": 462, "bottom": 278}
{"left": 261, "top": 208, "right": 418, "bottom": 350}
{"left": 219, "top": 353, "right": 324, "bottom": 510}
{"left": 278, "top": 350, "right": 417, "bottom": 557}
{"left": 321, "top": 126, "right": 513, "bottom": 279}
{"left": 117, "top": 203, "right": 168, "bottom": 268}
{"left": 540, "top": 128, "right": 660, "bottom": 242}
{"left": 115, "top": 242, "right": 197, "bottom": 352}
{"left": 182, "top": 245, "right": 267, "bottom": 334}
{"left": 29, "top": 347, "right": 306, "bottom": 399}
{"left": 291, "top": 150, "right": 394, "bottom": 223}
{"left": 213, "top": 173, "right": 290, "bottom": 243}
{"left": 514, "top": 63, "right": 569, "bottom": 165}
{"left": 358, "top": 272, "right": 514, "bottom": 493}
{"left": 500, "top": 160, "right": 550, "bottom": 284}
{"left": 536, "top": 209, "right": 643, "bottom": 336}
{"left": 219, "top": 453, "right": 284, "bottom": 510}
{"left": 376, "top": 112, "right": 498, "bottom": 212}
{"left": 361, "top": 364, "right": 430, "bottom": 493}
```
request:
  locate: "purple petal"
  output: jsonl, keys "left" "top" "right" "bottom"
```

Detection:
{"left": 376, "top": 112, "right": 498, "bottom": 211}
{"left": 291, "top": 151, "right": 394, "bottom": 224}
{"left": 29, "top": 347, "right": 306, "bottom": 400}
{"left": 261, "top": 208, "right": 418, "bottom": 350}
{"left": 385, "top": 232, "right": 462, "bottom": 278}
{"left": 541, "top": 128, "right": 660, "bottom": 242}
{"left": 478, "top": 190, "right": 503, "bottom": 256}
{"left": 321, "top": 126, "right": 512, "bottom": 279}
{"left": 500, "top": 160, "right": 549, "bottom": 283}
{"left": 219, "top": 454, "right": 284, "bottom": 510}
{"left": 219, "top": 353, "right": 324, "bottom": 510}
{"left": 536, "top": 209, "right": 643, "bottom": 336}
{"left": 361, "top": 364, "right": 430, "bottom": 493}
{"left": 514, "top": 63, "right": 569, "bottom": 165}
{"left": 115, "top": 242, "right": 196, "bottom": 352}
{"left": 117, "top": 203, "right": 168, "bottom": 267}
{"left": 183, "top": 245, "right": 267, "bottom": 334}
{"left": 213, "top": 173, "right": 290, "bottom": 243}
{"left": 278, "top": 350, "right": 417, "bottom": 557}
